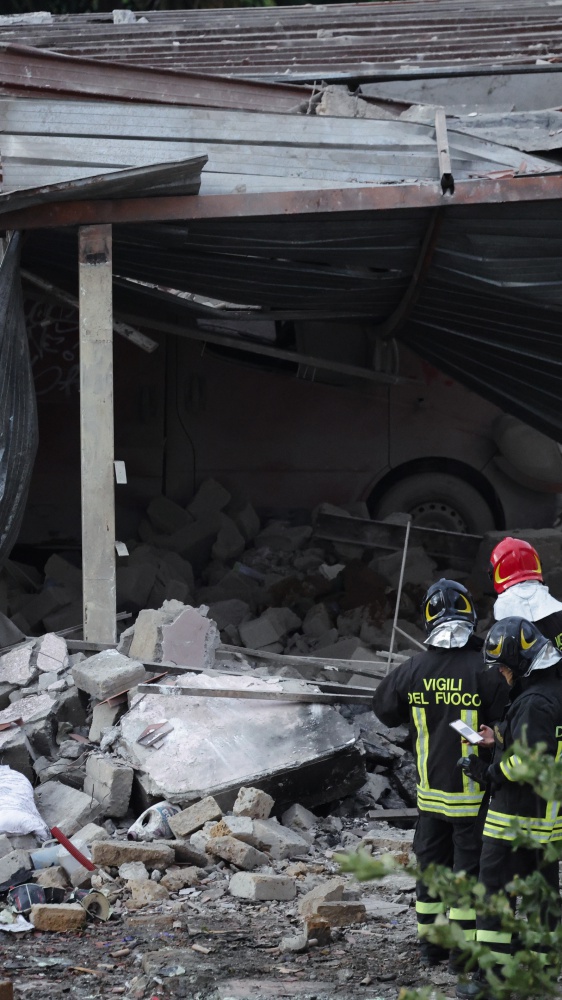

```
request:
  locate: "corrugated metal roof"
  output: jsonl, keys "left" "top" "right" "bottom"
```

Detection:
{"left": 0, "top": 156, "right": 207, "bottom": 216}
{"left": 2, "top": 1, "right": 562, "bottom": 83}
{"left": 1, "top": 97, "right": 557, "bottom": 204}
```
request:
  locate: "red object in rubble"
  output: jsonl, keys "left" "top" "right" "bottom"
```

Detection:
{"left": 50, "top": 826, "right": 96, "bottom": 872}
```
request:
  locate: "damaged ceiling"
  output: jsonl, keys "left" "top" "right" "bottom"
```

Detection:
{"left": 2, "top": 4, "right": 562, "bottom": 441}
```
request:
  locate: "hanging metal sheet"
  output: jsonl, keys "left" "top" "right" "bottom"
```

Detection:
{"left": 0, "top": 235, "right": 38, "bottom": 569}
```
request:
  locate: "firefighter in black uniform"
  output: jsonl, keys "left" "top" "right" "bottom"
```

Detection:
{"left": 457, "top": 616, "right": 562, "bottom": 1000}
{"left": 489, "top": 537, "right": 562, "bottom": 650}
{"left": 373, "top": 580, "right": 507, "bottom": 968}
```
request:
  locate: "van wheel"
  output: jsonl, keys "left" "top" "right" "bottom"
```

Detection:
{"left": 371, "top": 473, "right": 496, "bottom": 535}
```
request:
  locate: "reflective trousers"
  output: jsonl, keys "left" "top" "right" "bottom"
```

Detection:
{"left": 414, "top": 806, "right": 485, "bottom": 946}
{"left": 476, "top": 837, "right": 560, "bottom": 967}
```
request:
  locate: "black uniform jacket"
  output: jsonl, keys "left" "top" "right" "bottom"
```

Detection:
{"left": 535, "top": 610, "right": 562, "bottom": 653}
{"left": 373, "top": 637, "right": 508, "bottom": 820}
{"left": 484, "top": 664, "right": 562, "bottom": 844}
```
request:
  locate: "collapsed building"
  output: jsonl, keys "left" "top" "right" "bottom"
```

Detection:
{"left": 2, "top": 1, "right": 562, "bottom": 997}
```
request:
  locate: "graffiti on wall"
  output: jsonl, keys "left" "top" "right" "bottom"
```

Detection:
{"left": 25, "top": 294, "right": 80, "bottom": 398}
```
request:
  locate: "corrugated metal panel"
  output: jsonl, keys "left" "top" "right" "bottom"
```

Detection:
{"left": 0, "top": 44, "right": 311, "bottom": 113}
{"left": 1, "top": 97, "right": 557, "bottom": 203}
{"left": 2, "top": 1, "right": 562, "bottom": 82}
{"left": 0, "top": 156, "right": 207, "bottom": 215}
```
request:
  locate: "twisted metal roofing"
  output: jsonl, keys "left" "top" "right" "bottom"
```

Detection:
{"left": 2, "top": 1, "right": 562, "bottom": 83}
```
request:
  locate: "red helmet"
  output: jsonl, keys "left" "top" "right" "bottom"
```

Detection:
{"left": 488, "top": 537, "right": 543, "bottom": 594}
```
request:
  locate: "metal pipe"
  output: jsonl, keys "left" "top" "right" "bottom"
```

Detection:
{"left": 386, "top": 517, "right": 412, "bottom": 674}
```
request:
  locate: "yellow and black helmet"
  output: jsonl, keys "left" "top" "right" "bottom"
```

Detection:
{"left": 421, "top": 579, "right": 477, "bottom": 636}
{"left": 484, "top": 617, "right": 548, "bottom": 678}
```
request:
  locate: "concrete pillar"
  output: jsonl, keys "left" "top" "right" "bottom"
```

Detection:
{"left": 78, "top": 225, "right": 116, "bottom": 643}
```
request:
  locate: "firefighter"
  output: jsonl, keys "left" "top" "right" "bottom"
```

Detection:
{"left": 489, "top": 537, "right": 562, "bottom": 650}
{"left": 456, "top": 617, "right": 562, "bottom": 1000}
{"left": 373, "top": 579, "right": 507, "bottom": 969}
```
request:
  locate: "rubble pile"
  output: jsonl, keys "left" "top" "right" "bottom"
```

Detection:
{"left": 1, "top": 479, "right": 439, "bottom": 655}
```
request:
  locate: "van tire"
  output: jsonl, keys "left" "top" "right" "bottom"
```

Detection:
{"left": 372, "top": 473, "right": 496, "bottom": 535}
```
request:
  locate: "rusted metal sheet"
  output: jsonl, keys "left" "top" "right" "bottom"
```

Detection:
{"left": 1, "top": 1, "right": 562, "bottom": 83}
{"left": 3, "top": 172, "right": 562, "bottom": 231}
{"left": 0, "top": 44, "right": 311, "bottom": 112}
{"left": 0, "top": 156, "right": 207, "bottom": 216}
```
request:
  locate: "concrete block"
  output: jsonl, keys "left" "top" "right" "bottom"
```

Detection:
{"left": 72, "top": 649, "right": 147, "bottom": 700}
{"left": 147, "top": 496, "right": 193, "bottom": 535}
{"left": 212, "top": 514, "right": 246, "bottom": 562}
{"left": 34, "top": 782, "right": 102, "bottom": 837}
{"left": 160, "top": 513, "right": 223, "bottom": 572}
{"left": 311, "top": 637, "right": 380, "bottom": 661}
{"left": 128, "top": 607, "right": 172, "bottom": 661}
{"left": 30, "top": 903, "right": 86, "bottom": 931}
{"left": 316, "top": 901, "right": 367, "bottom": 926}
{"left": 157, "top": 839, "right": 209, "bottom": 867}
{"left": 119, "top": 861, "right": 149, "bottom": 881}
{"left": 51, "top": 687, "right": 87, "bottom": 728}
{"left": 298, "top": 879, "right": 345, "bottom": 918}
{"left": 16, "top": 589, "right": 72, "bottom": 631}
{"left": 0, "top": 726, "right": 33, "bottom": 782}
{"left": 116, "top": 563, "right": 157, "bottom": 613}
{"left": 126, "top": 880, "right": 170, "bottom": 908}
{"left": 161, "top": 866, "right": 202, "bottom": 892}
{"left": 34, "top": 866, "right": 69, "bottom": 889}
{"left": 187, "top": 478, "right": 231, "bottom": 518}
{"left": 206, "top": 835, "right": 268, "bottom": 870}
{"left": 90, "top": 840, "right": 175, "bottom": 869}
{"left": 42, "top": 600, "right": 84, "bottom": 634}
{"left": 0, "top": 693, "right": 54, "bottom": 727}
{"left": 357, "top": 773, "right": 391, "bottom": 806}
{"left": 229, "top": 871, "right": 296, "bottom": 901}
{"left": 281, "top": 803, "right": 317, "bottom": 836}
{"left": 231, "top": 502, "right": 260, "bottom": 542}
{"left": 237, "top": 617, "right": 279, "bottom": 650}
{"left": 169, "top": 796, "right": 222, "bottom": 837}
{"left": 161, "top": 605, "right": 220, "bottom": 671}
{"left": 24, "top": 714, "right": 58, "bottom": 759}
{"left": 208, "top": 599, "right": 250, "bottom": 632}
{"left": 155, "top": 551, "right": 195, "bottom": 592}
{"left": 233, "top": 787, "right": 274, "bottom": 820}
{"left": 252, "top": 818, "right": 311, "bottom": 859}
{"left": 302, "top": 604, "right": 332, "bottom": 639}
{"left": 44, "top": 554, "right": 83, "bottom": 591}
{"left": 0, "top": 683, "right": 17, "bottom": 711}
{"left": 373, "top": 546, "right": 437, "bottom": 589}
{"left": 83, "top": 755, "right": 134, "bottom": 818}
{"left": 209, "top": 815, "right": 254, "bottom": 843}
{"left": 0, "top": 850, "right": 31, "bottom": 886}
{"left": 89, "top": 701, "right": 126, "bottom": 742}
{"left": 34, "top": 633, "right": 69, "bottom": 675}
{"left": 0, "top": 642, "right": 36, "bottom": 687}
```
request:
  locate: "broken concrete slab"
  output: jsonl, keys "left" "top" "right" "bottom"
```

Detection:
{"left": 119, "top": 671, "right": 359, "bottom": 805}
{"left": 89, "top": 701, "right": 126, "bottom": 742}
{"left": 34, "top": 782, "right": 102, "bottom": 837}
{"left": 298, "top": 879, "right": 345, "bottom": 917}
{"left": 169, "top": 796, "right": 222, "bottom": 837}
{"left": 229, "top": 871, "right": 296, "bottom": 901}
{"left": 161, "top": 605, "right": 220, "bottom": 669}
{"left": 30, "top": 902, "right": 86, "bottom": 931}
{"left": 72, "top": 649, "right": 147, "bottom": 700}
{"left": 83, "top": 755, "right": 134, "bottom": 818}
{"left": 34, "top": 633, "right": 69, "bottom": 674}
{"left": 0, "top": 849, "right": 32, "bottom": 886}
{"left": 0, "top": 642, "right": 36, "bottom": 687}
{"left": 251, "top": 819, "right": 311, "bottom": 860}
{"left": 233, "top": 787, "right": 274, "bottom": 820}
{"left": 147, "top": 495, "right": 194, "bottom": 535}
{"left": 206, "top": 835, "right": 268, "bottom": 870}
{"left": 90, "top": 840, "right": 175, "bottom": 868}
{"left": 188, "top": 478, "right": 231, "bottom": 518}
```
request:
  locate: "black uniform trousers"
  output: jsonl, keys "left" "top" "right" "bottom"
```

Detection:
{"left": 414, "top": 804, "right": 486, "bottom": 948}
{"left": 476, "top": 838, "right": 560, "bottom": 967}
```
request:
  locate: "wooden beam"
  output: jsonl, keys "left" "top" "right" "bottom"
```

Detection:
{"left": 79, "top": 223, "right": 116, "bottom": 643}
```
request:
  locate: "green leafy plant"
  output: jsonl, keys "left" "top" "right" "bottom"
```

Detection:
{"left": 337, "top": 740, "right": 562, "bottom": 999}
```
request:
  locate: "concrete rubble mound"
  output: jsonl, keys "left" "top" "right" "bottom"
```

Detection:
{"left": 2, "top": 482, "right": 553, "bottom": 993}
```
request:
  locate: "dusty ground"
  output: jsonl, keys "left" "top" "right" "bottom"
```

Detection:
{"left": 0, "top": 844, "right": 462, "bottom": 1000}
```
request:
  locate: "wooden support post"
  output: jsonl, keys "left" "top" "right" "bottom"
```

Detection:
{"left": 79, "top": 224, "right": 116, "bottom": 643}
